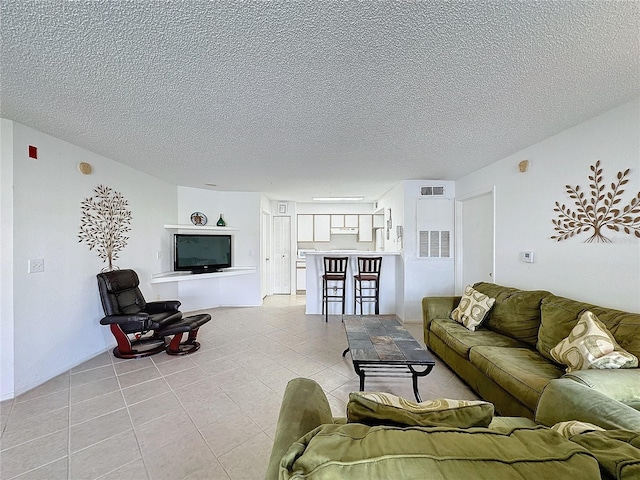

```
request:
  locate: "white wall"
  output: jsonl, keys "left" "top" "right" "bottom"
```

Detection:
{"left": 1, "top": 119, "right": 16, "bottom": 398}
{"left": 403, "top": 180, "right": 456, "bottom": 322}
{"left": 172, "top": 187, "right": 262, "bottom": 305}
{"left": 376, "top": 183, "right": 407, "bottom": 318}
{"left": 3, "top": 120, "right": 177, "bottom": 399}
{"left": 376, "top": 180, "right": 457, "bottom": 323}
{"left": 456, "top": 98, "right": 640, "bottom": 313}
{"left": 176, "top": 187, "right": 261, "bottom": 270}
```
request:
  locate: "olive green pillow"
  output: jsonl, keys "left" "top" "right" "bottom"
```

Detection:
{"left": 347, "top": 391, "right": 494, "bottom": 428}
{"left": 450, "top": 285, "right": 496, "bottom": 331}
{"left": 550, "top": 311, "right": 638, "bottom": 372}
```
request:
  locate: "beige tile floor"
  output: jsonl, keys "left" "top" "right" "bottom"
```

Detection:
{"left": 0, "top": 295, "right": 479, "bottom": 480}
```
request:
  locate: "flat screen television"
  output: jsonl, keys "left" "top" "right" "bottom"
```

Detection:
{"left": 174, "top": 234, "right": 232, "bottom": 273}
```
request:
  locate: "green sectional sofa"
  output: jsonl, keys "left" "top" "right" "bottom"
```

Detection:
{"left": 422, "top": 282, "right": 640, "bottom": 428}
{"left": 267, "top": 378, "right": 640, "bottom": 480}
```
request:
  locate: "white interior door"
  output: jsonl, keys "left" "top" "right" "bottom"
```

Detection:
{"left": 261, "top": 210, "right": 271, "bottom": 298}
{"left": 456, "top": 190, "right": 494, "bottom": 292}
{"left": 272, "top": 216, "right": 291, "bottom": 294}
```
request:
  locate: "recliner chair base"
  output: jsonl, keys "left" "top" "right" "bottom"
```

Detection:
{"left": 109, "top": 324, "right": 167, "bottom": 359}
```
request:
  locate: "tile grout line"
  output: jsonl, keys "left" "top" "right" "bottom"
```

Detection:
{"left": 116, "top": 353, "right": 161, "bottom": 480}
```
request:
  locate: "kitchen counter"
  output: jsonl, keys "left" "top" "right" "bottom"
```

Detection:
{"left": 304, "top": 251, "right": 401, "bottom": 316}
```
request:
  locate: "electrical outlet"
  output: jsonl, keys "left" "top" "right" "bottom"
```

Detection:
{"left": 28, "top": 258, "right": 44, "bottom": 273}
{"left": 157, "top": 251, "right": 162, "bottom": 260}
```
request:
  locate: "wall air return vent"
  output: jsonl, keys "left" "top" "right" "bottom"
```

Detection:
{"left": 419, "top": 230, "right": 451, "bottom": 258}
{"left": 420, "top": 186, "right": 445, "bottom": 196}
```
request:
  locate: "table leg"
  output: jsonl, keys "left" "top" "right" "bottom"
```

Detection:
{"left": 353, "top": 362, "right": 365, "bottom": 391}
{"left": 408, "top": 364, "right": 435, "bottom": 402}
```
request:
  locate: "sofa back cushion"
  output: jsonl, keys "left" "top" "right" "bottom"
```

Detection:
{"left": 279, "top": 423, "right": 602, "bottom": 479}
{"left": 537, "top": 295, "right": 640, "bottom": 362}
{"left": 473, "top": 282, "right": 551, "bottom": 346}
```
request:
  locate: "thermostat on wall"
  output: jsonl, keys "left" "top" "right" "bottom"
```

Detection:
{"left": 521, "top": 251, "right": 534, "bottom": 263}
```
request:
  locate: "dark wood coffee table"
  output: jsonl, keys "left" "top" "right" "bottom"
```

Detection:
{"left": 342, "top": 316, "right": 435, "bottom": 401}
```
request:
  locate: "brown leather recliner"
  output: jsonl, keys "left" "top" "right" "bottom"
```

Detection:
{"left": 97, "top": 269, "right": 210, "bottom": 358}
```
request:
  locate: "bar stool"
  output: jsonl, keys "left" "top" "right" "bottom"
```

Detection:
{"left": 322, "top": 257, "right": 348, "bottom": 322}
{"left": 353, "top": 257, "right": 382, "bottom": 315}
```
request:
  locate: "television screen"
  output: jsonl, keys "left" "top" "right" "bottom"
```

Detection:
{"left": 174, "top": 234, "right": 232, "bottom": 273}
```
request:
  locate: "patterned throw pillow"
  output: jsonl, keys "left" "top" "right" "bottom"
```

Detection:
{"left": 551, "top": 421, "right": 604, "bottom": 439}
{"left": 347, "top": 391, "right": 494, "bottom": 428}
{"left": 550, "top": 311, "right": 638, "bottom": 372}
{"left": 450, "top": 285, "right": 496, "bottom": 331}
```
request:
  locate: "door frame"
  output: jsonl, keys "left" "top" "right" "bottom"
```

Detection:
{"left": 272, "top": 215, "right": 292, "bottom": 295}
{"left": 454, "top": 186, "right": 496, "bottom": 294}
{"left": 261, "top": 209, "right": 271, "bottom": 298}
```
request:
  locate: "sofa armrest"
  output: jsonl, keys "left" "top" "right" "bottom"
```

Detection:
{"left": 562, "top": 369, "right": 640, "bottom": 407}
{"left": 266, "top": 378, "right": 334, "bottom": 480}
{"left": 422, "top": 296, "right": 461, "bottom": 345}
{"left": 535, "top": 378, "right": 640, "bottom": 431}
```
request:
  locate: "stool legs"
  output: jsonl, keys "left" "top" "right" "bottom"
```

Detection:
{"left": 323, "top": 277, "right": 346, "bottom": 322}
{"left": 354, "top": 278, "right": 380, "bottom": 315}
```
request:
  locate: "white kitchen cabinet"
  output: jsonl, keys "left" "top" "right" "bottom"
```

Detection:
{"left": 373, "top": 214, "right": 385, "bottom": 228}
{"left": 298, "top": 215, "right": 314, "bottom": 242}
{"left": 314, "top": 214, "right": 331, "bottom": 242}
{"left": 358, "top": 214, "right": 373, "bottom": 242}
{"left": 330, "top": 215, "right": 344, "bottom": 227}
{"left": 296, "top": 263, "right": 306, "bottom": 291}
{"left": 345, "top": 215, "right": 359, "bottom": 227}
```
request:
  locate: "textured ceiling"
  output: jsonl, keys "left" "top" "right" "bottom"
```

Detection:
{"left": 1, "top": 1, "right": 638, "bottom": 202}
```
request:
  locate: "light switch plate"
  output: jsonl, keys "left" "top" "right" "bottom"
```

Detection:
{"left": 29, "top": 258, "right": 44, "bottom": 273}
{"left": 521, "top": 251, "right": 534, "bottom": 263}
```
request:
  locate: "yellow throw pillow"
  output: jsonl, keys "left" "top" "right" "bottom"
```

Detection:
{"left": 450, "top": 285, "right": 496, "bottom": 331}
{"left": 550, "top": 311, "right": 638, "bottom": 372}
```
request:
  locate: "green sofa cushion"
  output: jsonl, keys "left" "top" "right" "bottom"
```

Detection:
{"left": 473, "top": 282, "right": 551, "bottom": 346}
{"left": 280, "top": 423, "right": 601, "bottom": 479}
{"left": 567, "top": 429, "right": 640, "bottom": 480}
{"left": 469, "top": 346, "right": 564, "bottom": 411}
{"left": 430, "top": 318, "right": 528, "bottom": 359}
{"left": 537, "top": 295, "right": 640, "bottom": 362}
{"left": 346, "top": 391, "right": 494, "bottom": 428}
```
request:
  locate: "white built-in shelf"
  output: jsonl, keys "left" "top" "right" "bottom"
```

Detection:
{"left": 150, "top": 267, "right": 256, "bottom": 284}
{"left": 164, "top": 224, "right": 239, "bottom": 231}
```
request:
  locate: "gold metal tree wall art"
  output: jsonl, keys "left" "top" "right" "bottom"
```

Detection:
{"left": 551, "top": 161, "right": 640, "bottom": 243}
{"left": 78, "top": 185, "right": 132, "bottom": 271}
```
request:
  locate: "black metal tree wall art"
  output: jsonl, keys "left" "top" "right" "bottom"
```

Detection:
{"left": 78, "top": 185, "right": 132, "bottom": 271}
{"left": 551, "top": 161, "right": 640, "bottom": 243}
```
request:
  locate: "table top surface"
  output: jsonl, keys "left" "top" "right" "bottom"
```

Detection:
{"left": 343, "top": 316, "right": 435, "bottom": 365}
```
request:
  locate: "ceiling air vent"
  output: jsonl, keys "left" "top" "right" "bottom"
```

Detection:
{"left": 420, "top": 186, "right": 445, "bottom": 196}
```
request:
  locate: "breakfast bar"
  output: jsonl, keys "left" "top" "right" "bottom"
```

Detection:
{"left": 304, "top": 251, "right": 401, "bottom": 316}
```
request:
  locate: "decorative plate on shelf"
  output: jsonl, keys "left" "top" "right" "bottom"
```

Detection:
{"left": 190, "top": 212, "right": 208, "bottom": 226}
